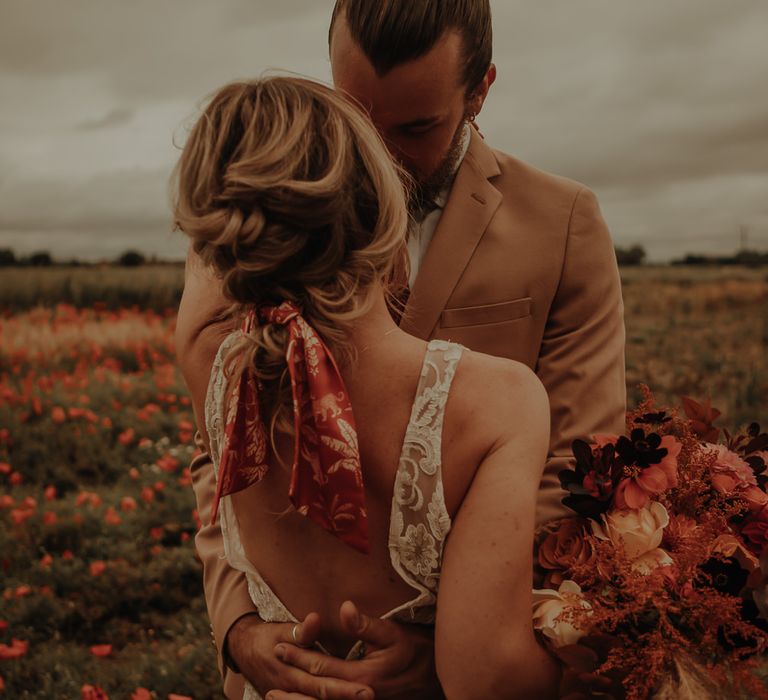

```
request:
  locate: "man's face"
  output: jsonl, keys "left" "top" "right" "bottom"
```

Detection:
{"left": 330, "top": 18, "right": 472, "bottom": 202}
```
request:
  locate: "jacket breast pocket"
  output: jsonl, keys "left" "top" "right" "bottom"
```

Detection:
{"left": 436, "top": 297, "right": 536, "bottom": 366}
{"left": 440, "top": 297, "right": 532, "bottom": 328}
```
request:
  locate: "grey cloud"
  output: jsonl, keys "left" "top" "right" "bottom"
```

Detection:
{"left": 0, "top": 168, "right": 172, "bottom": 233}
{"left": 0, "top": 0, "right": 766, "bottom": 261}
{"left": 497, "top": 0, "right": 759, "bottom": 205}
{"left": 0, "top": 0, "right": 334, "bottom": 100}
{"left": 76, "top": 107, "right": 135, "bottom": 131}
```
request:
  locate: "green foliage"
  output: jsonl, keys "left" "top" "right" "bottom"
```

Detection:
{"left": 117, "top": 250, "right": 147, "bottom": 267}
{"left": 0, "top": 248, "right": 17, "bottom": 266}
{"left": 615, "top": 244, "right": 647, "bottom": 266}
{"left": 27, "top": 251, "right": 53, "bottom": 267}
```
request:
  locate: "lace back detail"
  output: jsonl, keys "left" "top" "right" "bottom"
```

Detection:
{"left": 387, "top": 339, "right": 463, "bottom": 623}
{"left": 204, "top": 334, "right": 463, "bottom": 648}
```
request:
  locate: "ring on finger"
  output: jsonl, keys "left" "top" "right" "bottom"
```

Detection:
{"left": 291, "top": 623, "right": 299, "bottom": 643}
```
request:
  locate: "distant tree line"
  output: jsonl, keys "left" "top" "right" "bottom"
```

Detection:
{"left": 615, "top": 245, "right": 647, "bottom": 266}
{"left": 1, "top": 246, "right": 767, "bottom": 269}
{"left": 670, "top": 249, "right": 768, "bottom": 267}
{"left": 0, "top": 249, "right": 180, "bottom": 267}
{"left": 614, "top": 245, "right": 768, "bottom": 267}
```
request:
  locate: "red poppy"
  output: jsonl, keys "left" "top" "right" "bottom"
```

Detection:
{"left": 0, "top": 638, "right": 28, "bottom": 659}
{"left": 89, "top": 644, "right": 112, "bottom": 657}
{"left": 118, "top": 428, "right": 135, "bottom": 445}
{"left": 10, "top": 509, "right": 33, "bottom": 526}
{"left": 81, "top": 684, "right": 109, "bottom": 699}
{"left": 103, "top": 507, "right": 122, "bottom": 525}
{"left": 156, "top": 455, "right": 179, "bottom": 473}
{"left": 120, "top": 496, "right": 138, "bottom": 512}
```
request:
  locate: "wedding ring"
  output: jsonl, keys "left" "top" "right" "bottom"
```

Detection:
{"left": 291, "top": 624, "right": 299, "bottom": 643}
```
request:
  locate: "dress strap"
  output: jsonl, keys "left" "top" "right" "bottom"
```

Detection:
{"left": 387, "top": 339, "right": 464, "bottom": 621}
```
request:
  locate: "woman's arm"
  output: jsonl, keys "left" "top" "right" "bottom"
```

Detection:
{"left": 435, "top": 364, "right": 560, "bottom": 700}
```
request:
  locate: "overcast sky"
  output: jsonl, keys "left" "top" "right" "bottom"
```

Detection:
{"left": 1, "top": 0, "right": 766, "bottom": 262}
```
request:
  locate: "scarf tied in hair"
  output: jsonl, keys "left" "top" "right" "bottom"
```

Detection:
{"left": 210, "top": 300, "right": 369, "bottom": 554}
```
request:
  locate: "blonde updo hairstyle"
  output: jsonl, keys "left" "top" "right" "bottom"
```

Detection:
{"left": 172, "top": 76, "right": 410, "bottom": 454}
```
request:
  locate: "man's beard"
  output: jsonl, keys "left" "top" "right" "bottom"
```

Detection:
{"left": 407, "top": 119, "right": 467, "bottom": 217}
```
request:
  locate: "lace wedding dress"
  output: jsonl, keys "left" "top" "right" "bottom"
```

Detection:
{"left": 205, "top": 337, "right": 463, "bottom": 700}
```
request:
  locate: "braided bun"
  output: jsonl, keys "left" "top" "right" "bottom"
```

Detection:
{"left": 172, "top": 76, "right": 409, "bottom": 456}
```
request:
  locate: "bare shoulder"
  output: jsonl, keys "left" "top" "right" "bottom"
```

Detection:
{"left": 175, "top": 247, "right": 236, "bottom": 419}
{"left": 452, "top": 348, "right": 550, "bottom": 467}
{"left": 175, "top": 247, "right": 234, "bottom": 360}
{"left": 458, "top": 349, "right": 548, "bottom": 421}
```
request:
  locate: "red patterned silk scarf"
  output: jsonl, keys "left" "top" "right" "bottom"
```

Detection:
{"left": 210, "top": 301, "right": 369, "bottom": 554}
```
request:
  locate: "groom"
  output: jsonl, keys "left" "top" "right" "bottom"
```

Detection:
{"left": 179, "top": 1, "right": 626, "bottom": 697}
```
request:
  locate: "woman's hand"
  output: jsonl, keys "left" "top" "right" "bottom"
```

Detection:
{"left": 270, "top": 601, "right": 445, "bottom": 700}
{"left": 227, "top": 612, "right": 374, "bottom": 700}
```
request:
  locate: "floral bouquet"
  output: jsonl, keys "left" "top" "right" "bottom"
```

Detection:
{"left": 532, "top": 389, "right": 768, "bottom": 699}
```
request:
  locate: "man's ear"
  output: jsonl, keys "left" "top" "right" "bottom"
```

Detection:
{"left": 468, "top": 63, "right": 497, "bottom": 116}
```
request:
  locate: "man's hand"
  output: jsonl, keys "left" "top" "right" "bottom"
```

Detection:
{"left": 270, "top": 601, "right": 445, "bottom": 700}
{"left": 227, "top": 612, "right": 374, "bottom": 700}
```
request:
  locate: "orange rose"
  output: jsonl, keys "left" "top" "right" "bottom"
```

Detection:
{"left": 538, "top": 518, "right": 594, "bottom": 586}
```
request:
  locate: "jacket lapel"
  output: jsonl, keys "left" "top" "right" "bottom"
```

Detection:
{"left": 400, "top": 129, "right": 502, "bottom": 339}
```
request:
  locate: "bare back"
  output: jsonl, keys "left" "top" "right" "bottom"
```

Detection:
{"left": 177, "top": 255, "right": 546, "bottom": 659}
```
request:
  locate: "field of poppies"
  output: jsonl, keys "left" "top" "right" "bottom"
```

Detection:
{"left": 0, "top": 300, "right": 219, "bottom": 698}
{"left": 0, "top": 263, "right": 765, "bottom": 698}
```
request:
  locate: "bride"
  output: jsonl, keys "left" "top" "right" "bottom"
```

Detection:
{"left": 173, "top": 75, "right": 559, "bottom": 700}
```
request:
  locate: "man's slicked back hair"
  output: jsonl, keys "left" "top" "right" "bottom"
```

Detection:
{"left": 330, "top": 0, "right": 492, "bottom": 94}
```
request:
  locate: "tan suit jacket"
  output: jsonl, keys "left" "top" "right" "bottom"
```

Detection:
{"left": 183, "top": 129, "right": 626, "bottom": 698}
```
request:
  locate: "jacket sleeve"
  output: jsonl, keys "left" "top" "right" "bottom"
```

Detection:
{"left": 190, "top": 436, "right": 258, "bottom": 685}
{"left": 534, "top": 186, "right": 626, "bottom": 528}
